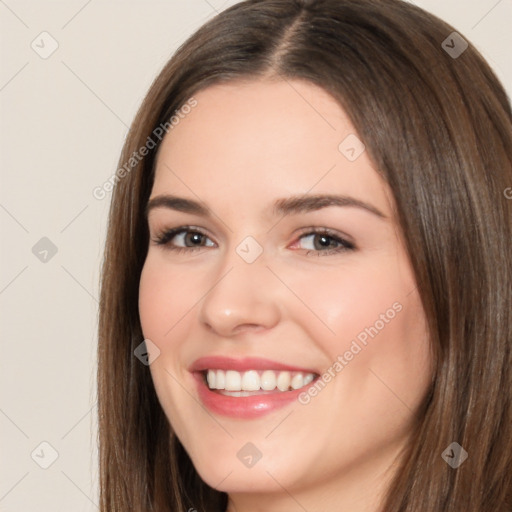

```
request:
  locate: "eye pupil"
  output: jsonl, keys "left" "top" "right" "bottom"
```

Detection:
{"left": 186, "top": 232, "right": 203, "bottom": 246}
{"left": 315, "top": 234, "right": 334, "bottom": 249}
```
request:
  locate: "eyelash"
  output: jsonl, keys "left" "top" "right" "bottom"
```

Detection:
{"left": 151, "top": 225, "right": 356, "bottom": 256}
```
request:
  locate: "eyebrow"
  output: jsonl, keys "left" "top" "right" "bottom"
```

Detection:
{"left": 145, "top": 193, "right": 387, "bottom": 219}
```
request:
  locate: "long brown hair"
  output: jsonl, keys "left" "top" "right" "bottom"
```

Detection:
{"left": 97, "top": 1, "right": 512, "bottom": 510}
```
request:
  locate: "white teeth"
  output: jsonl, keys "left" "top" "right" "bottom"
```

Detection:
{"left": 276, "top": 371, "right": 291, "bottom": 391}
{"left": 260, "top": 370, "right": 277, "bottom": 390}
{"left": 207, "top": 370, "right": 216, "bottom": 389}
{"left": 241, "top": 370, "right": 260, "bottom": 391}
{"left": 225, "top": 370, "right": 242, "bottom": 391}
{"left": 204, "top": 369, "right": 316, "bottom": 392}
{"left": 215, "top": 369, "right": 225, "bottom": 389}
{"left": 303, "top": 373, "right": 314, "bottom": 386}
{"left": 291, "top": 373, "right": 304, "bottom": 390}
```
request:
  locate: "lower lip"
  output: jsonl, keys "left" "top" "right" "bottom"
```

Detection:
{"left": 193, "top": 372, "right": 310, "bottom": 419}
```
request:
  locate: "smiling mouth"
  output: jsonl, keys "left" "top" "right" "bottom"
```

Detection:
{"left": 203, "top": 369, "right": 318, "bottom": 396}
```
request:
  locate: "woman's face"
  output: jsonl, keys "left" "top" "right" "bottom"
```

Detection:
{"left": 139, "top": 79, "right": 432, "bottom": 508}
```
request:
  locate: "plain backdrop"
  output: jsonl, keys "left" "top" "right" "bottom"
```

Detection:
{"left": 1, "top": 0, "right": 511, "bottom": 510}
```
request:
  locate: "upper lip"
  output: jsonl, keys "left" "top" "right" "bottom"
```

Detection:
{"left": 189, "top": 356, "right": 319, "bottom": 374}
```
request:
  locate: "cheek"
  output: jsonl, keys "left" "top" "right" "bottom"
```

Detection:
{"left": 138, "top": 255, "right": 203, "bottom": 341}
{"left": 138, "top": 256, "right": 202, "bottom": 444}
{"left": 283, "top": 258, "right": 416, "bottom": 353}
{"left": 138, "top": 260, "right": 170, "bottom": 341}
{"left": 285, "top": 257, "right": 431, "bottom": 407}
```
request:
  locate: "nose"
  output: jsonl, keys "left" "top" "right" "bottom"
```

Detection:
{"left": 198, "top": 249, "right": 281, "bottom": 337}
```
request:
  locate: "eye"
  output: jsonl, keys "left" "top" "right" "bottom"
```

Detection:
{"left": 151, "top": 225, "right": 355, "bottom": 256}
{"left": 293, "top": 228, "right": 355, "bottom": 256}
{"left": 152, "top": 226, "right": 215, "bottom": 252}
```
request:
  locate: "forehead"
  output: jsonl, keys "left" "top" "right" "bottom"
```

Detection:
{"left": 152, "top": 79, "right": 392, "bottom": 217}
{"left": 158, "top": 79, "right": 350, "bottom": 169}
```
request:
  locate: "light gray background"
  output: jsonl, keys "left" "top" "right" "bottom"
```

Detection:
{"left": 1, "top": 0, "right": 510, "bottom": 510}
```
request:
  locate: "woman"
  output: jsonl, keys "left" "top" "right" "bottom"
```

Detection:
{"left": 97, "top": 0, "right": 512, "bottom": 510}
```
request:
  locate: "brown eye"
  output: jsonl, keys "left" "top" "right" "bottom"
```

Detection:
{"left": 295, "top": 229, "right": 355, "bottom": 256}
{"left": 153, "top": 227, "right": 215, "bottom": 250}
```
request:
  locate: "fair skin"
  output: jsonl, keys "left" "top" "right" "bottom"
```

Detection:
{"left": 138, "top": 78, "right": 432, "bottom": 512}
